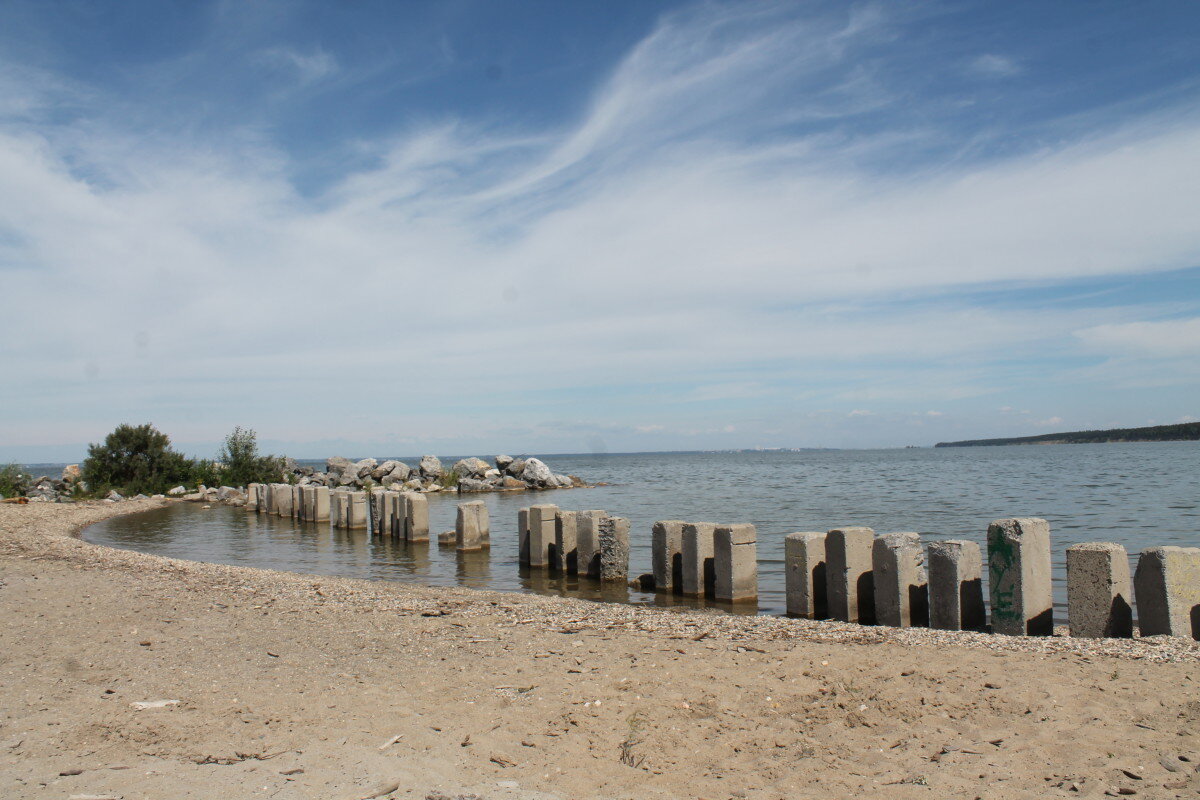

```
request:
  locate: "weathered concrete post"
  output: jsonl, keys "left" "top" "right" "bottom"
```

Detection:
{"left": 306, "top": 486, "right": 320, "bottom": 522}
{"left": 314, "top": 486, "right": 330, "bottom": 523}
{"left": 405, "top": 492, "right": 429, "bottom": 542}
{"left": 391, "top": 493, "right": 408, "bottom": 538}
{"left": 784, "top": 532, "right": 827, "bottom": 619}
{"left": 375, "top": 491, "right": 392, "bottom": 537}
{"left": 826, "top": 527, "right": 876, "bottom": 624}
{"left": 517, "top": 508, "right": 530, "bottom": 565}
{"left": 348, "top": 491, "right": 368, "bottom": 530}
{"left": 872, "top": 532, "right": 928, "bottom": 628}
{"left": 652, "top": 520, "right": 686, "bottom": 594}
{"left": 527, "top": 505, "right": 558, "bottom": 568}
{"left": 291, "top": 485, "right": 302, "bottom": 519}
{"left": 1134, "top": 546, "right": 1200, "bottom": 639}
{"left": 599, "top": 516, "right": 631, "bottom": 583}
{"left": 258, "top": 483, "right": 271, "bottom": 513}
{"left": 554, "top": 511, "right": 578, "bottom": 573}
{"left": 1066, "top": 542, "right": 1132, "bottom": 638}
{"left": 456, "top": 500, "right": 488, "bottom": 552}
{"left": 714, "top": 523, "right": 757, "bottom": 603}
{"left": 274, "top": 484, "right": 294, "bottom": 518}
{"left": 576, "top": 510, "right": 606, "bottom": 578}
{"left": 333, "top": 490, "right": 349, "bottom": 529}
{"left": 245, "top": 484, "right": 260, "bottom": 512}
{"left": 987, "top": 517, "right": 1053, "bottom": 636}
{"left": 681, "top": 522, "right": 717, "bottom": 598}
{"left": 927, "top": 540, "right": 985, "bottom": 631}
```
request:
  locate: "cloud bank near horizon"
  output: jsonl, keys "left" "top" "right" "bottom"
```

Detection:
{"left": 1, "top": 1, "right": 1198, "bottom": 459}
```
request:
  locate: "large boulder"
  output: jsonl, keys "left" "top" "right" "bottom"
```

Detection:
{"left": 326, "top": 456, "right": 353, "bottom": 474}
{"left": 371, "top": 460, "right": 401, "bottom": 480}
{"left": 354, "top": 458, "right": 378, "bottom": 479}
{"left": 506, "top": 458, "right": 526, "bottom": 477}
{"left": 453, "top": 457, "right": 490, "bottom": 478}
{"left": 167, "top": 485, "right": 186, "bottom": 496}
{"left": 500, "top": 476, "right": 526, "bottom": 490}
{"left": 457, "top": 478, "right": 490, "bottom": 493}
{"left": 520, "top": 458, "right": 554, "bottom": 485}
{"left": 61, "top": 464, "right": 81, "bottom": 483}
{"left": 419, "top": 455, "right": 443, "bottom": 478}
{"left": 494, "top": 455, "right": 514, "bottom": 472}
{"left": 337, "top": 469, "right": 359, "bottom": 486}
{"left": 553, "top": 474, "right": 573, "bottom": 489}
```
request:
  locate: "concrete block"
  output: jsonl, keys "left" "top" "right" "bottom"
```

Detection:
{"left": 872, "top": 532, "right": 928, "bottom": 628}
{"left": 1067, "top": 542, "right": 1132, "bottom": 638}
{"left": 681, "top": 522, "right": 717, "bottom": 598}
{"left": 299, "top": 486, "right": 314, "bottom": 522}
{"left": 927, "top": 540, "right": 985, "bottom": 631}
{"left": 332, "top": 490, "right": 348, "bottom": 529}
{"left": 347, "top": 491, "right": 368, "bottom": 530}
{"left": 518, "top": 508, "right": 530, "bottom": 565}
{"left": 826, "top": 527, "right": 875, "bottom": 624}
{"left": 258, "top": 483, "right": 271, "bottom": 513}
{"left": 313, "top": 486, "right": 330, "bottom": 523}
{"left": 599, "top": 516, "right": 631, "bottom": 583}
{"left": 784, "top": 532, "right": 827, "bottom": 619}
{"left": 988, "top": 517, "right": 1053, "bottom": 636}
{"left": 405, "top": 492, "right": 429, "bottom": 542}
{"left": 456, "top": 501, "right": 488, "bottom": 552}
{"left": 576, "top": 511, "right": 607, "bottom": 578}
{"left": 391, "top": 492, "right": 407, "bottom": 538}
{"left": 1134, "top": 546, "right": 1200, "bottom": 639}
{"left": 245, "top": 484, "right": 260, "bottom": 512}
{"left": 554, "top": 511, "right": 578, "bottom": 573}
{"left": 291, "top": 485, "right": 302, "bottom": 519}
{"left": 714, "top": 523, "right": 757, "bottom": 603}
{"left": 274, "top": 484, "right": 294, "bottom": 518}
{"left": 527, "top": 505, "right": 558, "bottom": 568}
{"left": 652, "top": 520, "right": 686, "bottom": 594}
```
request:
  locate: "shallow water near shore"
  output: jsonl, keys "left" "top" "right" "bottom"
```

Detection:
{"left": 84, "top": 443, "right": 1200, "bottom": 617}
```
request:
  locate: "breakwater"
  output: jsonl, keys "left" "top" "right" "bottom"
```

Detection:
{"left": 247, "top": 481, "right": 1200, "bottom": 640}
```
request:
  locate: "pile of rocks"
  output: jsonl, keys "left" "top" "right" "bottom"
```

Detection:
{"left": 18, "top": 465, "right": 84, "bottom": 502}
{"left": 293, "top": 455, "right": 583, "bottom": 494}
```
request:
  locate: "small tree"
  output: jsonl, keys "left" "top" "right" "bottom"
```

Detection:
{"left": 82, "top": 423, "right": 191, "bottom": 495}
{"left": 217, "top": 427, "right": 283, "bottom": 487}
{"left": 0, "top": 463, "right": 27, "bottom": 498}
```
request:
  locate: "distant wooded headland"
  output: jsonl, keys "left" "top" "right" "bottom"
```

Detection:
{"left": 934, "top": 421, "right": 1200, "bottom": 448}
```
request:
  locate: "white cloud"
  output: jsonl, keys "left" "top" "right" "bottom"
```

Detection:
{"left": 969, "top": 53, "right": 1021, "bottom": 78}
{"left": 847, "top": 409, "right": 874, "bottom": 418}
{"left": 259, "top": 46, "right": 337, "bottom": 83}
{"left": 1035, "top": 416, "right": 1064, "bottom": 427}
{"left": 1074, "top": 317, "right": 1200, "bottom": 359}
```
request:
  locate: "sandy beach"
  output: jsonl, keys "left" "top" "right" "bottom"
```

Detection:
{"left": 1, "top": 500, "right": 1197, "bottom": 800}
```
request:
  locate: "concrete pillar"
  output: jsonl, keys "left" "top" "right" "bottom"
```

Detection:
{"left": 274, "top": 484, "right": 294, "bottom": 518}
{"left": 872, "top": 532, "right": 928, "bottom": 628}
{"left": 348, "top": 491, "right": 368, "bottom": 530}
{"left": 391, "top": 492, "right": 408, "bottom": 538}
{"left": 826, "top": 527, "right": 876, "bottom": 624}
{"left": 377, "top": 491, "right": 396, "bottom": 537}
{"left": 517, "top": 508, "right": 530, "bottom": 565}
{"left": 784, "top": 532, "right": 827, "bottom": 619}
{"left": 714, "top": 523, "right": 757, "bottom": 603}
{"left": 456, "top": 500, "right": 488, "bottom": 552}
{"left": 599, "top": 516, "right": 631, "bottom": 583}
{"left": 1066, "top": 542, "right": 1132, "bottom": 638}
{"left": 332, "top": 490, "right": 348, "bottom": 529}
{"left": 576, "top": 511, "right": 606, "bottom": 578}
{"left": 987, "top": 517, "right": 1053, "bottom": 636}
{"left": 313, "top": 486, "right": 330, "bottom": 523}
{"left": 291, "top": 485, "right": 302, "bottom": 519}
{"left": 302, "top": 486, "right": 316, "bottom": 522}
{"left": 405, "top": 492, "right": 429, "bottom": 542}
{"left": 258, "top": 483, "right": 271, "bottom": 513}
{"left": 681, "top": 522, "right": 717, "bottom": 598}
{"left": 652, "top": 520, "right": 686, "bottom": 594}
{"left": 245, "top": 484, "right": 260, "bottom": 512}
{"left": 927, "top": 540, "right": 985, "bottom": 631}
{"left": 1134, "top": 546, "right": 1200, "bottom": 639}
{"left": 554, "top": 511, "right": 578, "bottom": 573}
{"left": 527, "top": 505, "right": 558, "bottom": 568}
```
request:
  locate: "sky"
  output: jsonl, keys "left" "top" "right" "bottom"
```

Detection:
{"left": 1, "top": 0, "right": 1199, "bottom": 462}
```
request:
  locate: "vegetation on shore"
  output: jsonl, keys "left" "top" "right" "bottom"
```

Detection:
{"left": 934, "top": 421, "right": 1200, "bottom": 448}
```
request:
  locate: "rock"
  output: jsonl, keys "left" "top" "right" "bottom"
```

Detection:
{"left": 506, "top": 458, "right": 526, "bottom": 476}
{"left": 167, "top": 486, "right": 186, "bottom": 496}
{"left": 521, "top": 458, "right": 554, "bottom": 485}
{"left": 337, "top": 470, "right": 359, "bottom": 486}
{"left": 354, "top": 458, "right": 377, "bottom": 479}
{"left": 483, "top": 468, "right": 501, "bottom": 479}
{"left": 553, "top": 474, "right": 573, "bottom": 488}
{"left": 131, "top": 494, "right": 148, "bottom": 501}
{"left": 419, "top": 455, "right": 443, "bottom": 478}
{"left": 326, "top": 456, "right": 352, "bottom": 474}
{"left": 500, "top": 476, "right": 525, "bottom": 490}
{"left": 453, "top": 457, "right": 490, "bottom": 478}
{"left": 62, "top": 464, "right": 81, "bottom": 483}
{"left": 458, "top": 478, "right": 490, "bottom": 493}
{"left": 494, "top": 455, "right": 514, "bottom": 471}
{"left": 105, "top": 490, "right": 124, "bottom": 501}
{"left": 216, "top": 486, "right": 238, "bottom": 501}
{"left": 404, "top": 478, "right": 424, "bottom": 491}
{"left": 389, "top": 461, "right": 412, "bottom": 481}
{"left": 569, "top": 475, "right": 585, "bottom": 487}
{"left": 183, "top": 492, "right": 204, "bottom": 502}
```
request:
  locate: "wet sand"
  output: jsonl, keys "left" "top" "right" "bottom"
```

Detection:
{"left": 1, "top": 499, "right": 1197, "bottom": 799}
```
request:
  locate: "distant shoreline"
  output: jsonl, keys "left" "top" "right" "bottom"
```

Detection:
{"left": 935, "top": 421, "right": 1200, "bottom": 448}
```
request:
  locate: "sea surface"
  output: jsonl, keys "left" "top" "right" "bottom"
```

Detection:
{"left": 83, "top": 444, "right": 1200, "bottom": 618}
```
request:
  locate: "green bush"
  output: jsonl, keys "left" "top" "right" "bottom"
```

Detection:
{"left": 0, "top": 463, "right": 27, "bottom": 498}
{"left": 82, "top": 423, "right": 191, "bottom": 495}
{"left": 217, "top": 427, "right": 283, "bottom": 487}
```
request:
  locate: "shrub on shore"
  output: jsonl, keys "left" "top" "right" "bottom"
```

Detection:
{"left": 0, "top": 463, "right": 27, "bottom": 498}
{"left": 217, "top": 427, "right": 284, "bottom": 487}
{"left": 82, "top": 423, "right": 192, "bottom": 496}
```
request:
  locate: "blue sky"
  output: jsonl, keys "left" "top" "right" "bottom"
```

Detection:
{"left": 1, "top": 0, "right": 1199, "bottom": 461}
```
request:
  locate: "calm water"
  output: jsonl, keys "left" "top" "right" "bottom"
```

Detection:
{"left": 84, "top": 444, "right": 1200, "bottom": 617}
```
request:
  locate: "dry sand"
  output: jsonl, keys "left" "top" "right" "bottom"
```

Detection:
{"left": 1, "top": 499, "right": 1198, "bottom": 800}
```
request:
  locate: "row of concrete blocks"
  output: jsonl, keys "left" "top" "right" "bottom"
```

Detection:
{"left": 366, "top": 490, "right": 432, "bottom": 541}
{"left": 518, "top": 505, "right": 632, "bottom": 583}
{"left": 780, "top": 518, "right": 1200, "bottom": 639}
{"left": 651, "top": 521, "right": 759, "bottom": 603}
{"left": 246, "top": 483, "right": 432, "bottom": 539}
